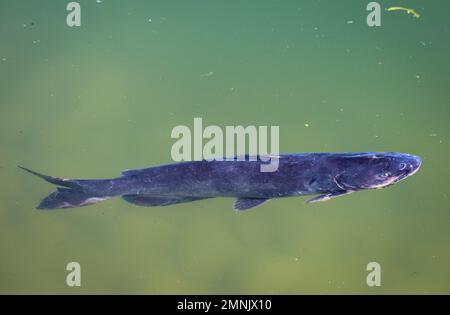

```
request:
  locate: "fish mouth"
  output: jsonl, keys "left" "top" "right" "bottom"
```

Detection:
{"left": 371, "top": 176, "right": 401, "bottom": 189}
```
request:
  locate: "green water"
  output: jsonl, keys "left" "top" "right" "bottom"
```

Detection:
{"left": 1, "top": 0, "right": 449, "bottom": 294}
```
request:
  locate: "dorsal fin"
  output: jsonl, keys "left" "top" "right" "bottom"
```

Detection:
{"left": 121, "top": 168, "right": 143, "bottom": 176}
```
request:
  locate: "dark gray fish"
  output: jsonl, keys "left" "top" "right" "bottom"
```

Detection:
{"left": 20, "top": 152, "right": 421, "bottom": 211}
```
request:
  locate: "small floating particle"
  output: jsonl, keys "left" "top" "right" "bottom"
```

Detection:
{"left": 200, "top": 71, "right": 214, "bottom": 77}
{"left": 304, "top": 123, "right": 310, "bottom": 128}
{"left": 415, "top": 74, "right": 421, "bottom": 79}
{"left": 346, "top": 20, "right": 354, "bottom": 24}
{"left": 429, "top": 133, "right": 437, "bottom": 137}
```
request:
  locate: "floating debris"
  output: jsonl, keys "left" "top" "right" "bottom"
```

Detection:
{"left": 386, "top": 7, "right": 421, "bottom": 18}
{"left": 200, "top": 71, "right": 214, "bottom": 77}
{"left": 304, "top": 123, "right": 310, "bottom": 128}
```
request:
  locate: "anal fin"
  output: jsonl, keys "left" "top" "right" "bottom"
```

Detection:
{"left": 122, "top": 194, "right": 208, "bottom": 207}
{"left": 234, "top": 198, "right": 269, "bottom": 211}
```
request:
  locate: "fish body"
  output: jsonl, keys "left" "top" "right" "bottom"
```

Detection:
{"left": 20, "top": 152, "right": 421, "bottom": 211}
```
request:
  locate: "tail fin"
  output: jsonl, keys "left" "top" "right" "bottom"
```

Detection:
{"left": 36, "top": 187, "right": 108, "bottom": 210}
{"left": 19, "top": 166, "right": 108, "bottom": 210}
{"left": 18, "top": 166, "right": 81, "bottom": 190}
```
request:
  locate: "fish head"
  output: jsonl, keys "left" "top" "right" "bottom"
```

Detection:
{"left": 334, "top": 152, "right": 422, "bottom": 190}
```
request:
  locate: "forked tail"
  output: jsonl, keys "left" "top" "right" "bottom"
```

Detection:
{"left": 19, "top": 166, "right": 109, "bottom": 210}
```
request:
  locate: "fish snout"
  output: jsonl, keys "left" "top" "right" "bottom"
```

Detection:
{"left": 400, "top": 154, "right": 422, "bottom": 178}
{"left": 409, "top": 154, "right": 422, "bottom": 173}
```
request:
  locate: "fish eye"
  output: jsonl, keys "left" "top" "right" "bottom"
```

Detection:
{"left": 379, "top": 172, "right": 391, "bottom": 178}
{"left": 399, "top": 162, "right": 407, "bottom": 170}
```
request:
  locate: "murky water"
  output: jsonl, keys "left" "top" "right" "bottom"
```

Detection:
{"left": 1, "top": 0, "right": 449, "bottom": 294}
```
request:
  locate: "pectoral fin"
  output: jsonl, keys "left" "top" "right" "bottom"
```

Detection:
{"left": 234, "top": 198, "right": 270, "bottom": 211}
{"left": 305, "top": 191, "right": 354, "bottom": 204}
{"left": 122, "top": 194, "right": 209, "bottom": 207}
